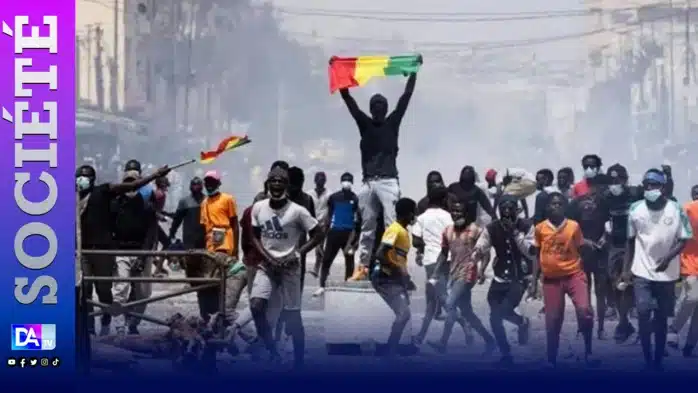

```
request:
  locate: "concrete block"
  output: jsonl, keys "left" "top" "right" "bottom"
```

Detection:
{"left": 324, "top": 280, "right": 415, "bottom": 355}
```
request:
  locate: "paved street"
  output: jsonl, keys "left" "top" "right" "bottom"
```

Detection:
{"left": 93, "top": 254, "right": 698, "bottom": 374}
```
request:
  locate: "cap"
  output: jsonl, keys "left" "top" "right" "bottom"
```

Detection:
{"left": 123, "top": 170, "right": 140, "bottom": 181}
{"left": 203, "top": 170, "right": 221, "bottom": 181}
{"left": 607, "top": 163, "right": 628, "bottom": 180}
{"left": 643, "top": 171, "right": 666, "bottom": 184}
{"left": 485, "top": 169, "right": 497, "bottom": 182}
{"left": 340, "top": 172, "right": 354, "bottom": 183}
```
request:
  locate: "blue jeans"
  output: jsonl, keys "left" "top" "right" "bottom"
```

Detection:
{"left": 439, "top": 280, "right": 493, "bottom": 346}
{"left": 357, "top": 178, "right": 400, "bottom": 266}
{"left": 634, "top": 276, "right": 676, "bottom": 366}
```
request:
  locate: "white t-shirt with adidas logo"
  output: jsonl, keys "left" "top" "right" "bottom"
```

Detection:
{"left": 251, "top": 199, "right": 318, "bottom": 259}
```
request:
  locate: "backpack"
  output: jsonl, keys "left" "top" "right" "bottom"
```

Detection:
{"left": 111, "top": 193, "right": 151, "bottom": 244}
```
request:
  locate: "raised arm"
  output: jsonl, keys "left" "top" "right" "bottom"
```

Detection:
{"left": 340, "top": 88, "right": 371, "bottom": 127}
{"left": 389, "top": 73, "right": 417, "bottom": 125}
{"left": 108, "top": 166, "right": 170, "bottom": 195}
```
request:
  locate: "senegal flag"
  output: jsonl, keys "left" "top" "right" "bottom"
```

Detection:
{"left": 328, "top": 54, "right": 422, "bottom": 94}
{"left": 200, "top": 135, "right": 251, "bottom": 164}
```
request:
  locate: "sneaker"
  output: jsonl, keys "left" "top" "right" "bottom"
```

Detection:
{"left": 99, "top": 325, "right": 111, "bottom": 337}
{"left": 312, "top": 288, "right": 325, "bottom": 297}
{"left": 127, "top": 326, "right": 140, "bottom": 335}
{"left": 427, "top": 340, "right": 447, "bottom": 354}
{"left": 667, "top": 329, "right": 680, "bottom": 349}
{"left": 518, "top": 317, "right": 531, "bottom": 345}
{"left": 683, "top": 345, "right": 694, "bottom": 358}
{"left": 613, "top": 323, "right": 635, "bottom": 344}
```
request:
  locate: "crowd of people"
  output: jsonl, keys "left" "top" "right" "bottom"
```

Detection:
{"left": 75, "top": 67, "right": 698, "bottom": 374}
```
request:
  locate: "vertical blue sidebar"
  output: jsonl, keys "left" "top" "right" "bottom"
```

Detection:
{"left": 0, "top": 0, "right": 76, "bottom": 378}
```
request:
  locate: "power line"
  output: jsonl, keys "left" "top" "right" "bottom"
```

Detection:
{"left": 272, "top": 5, "right": 652, "bottom": 17}
{"left": 286, "top": 24, "right": 640, "bottom": 53}
{"left": 275, "top": 8, "right": 598, "bottom": 23}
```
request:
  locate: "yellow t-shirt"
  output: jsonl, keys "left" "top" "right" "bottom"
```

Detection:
{"left": 200, "top": 193, "right": 238, "bottom": 255}
{"left": 381, "top": 221, "right": 411, "bottom": 274}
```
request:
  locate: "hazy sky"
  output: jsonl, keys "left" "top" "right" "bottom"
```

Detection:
{"left": 265, "top": 0, "right": 596, "bottom": 197}
{"left": 270, "top": 0, "right": 590, "bottom": 60}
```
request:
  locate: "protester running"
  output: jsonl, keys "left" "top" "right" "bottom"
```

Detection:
{"left": 621, "top": 169, "right": 692, "bottom": 371}
{"left": 474, "top": 195, "right": 533, "bottom": 366}
{"left": 313, "top": 172, "right": 360, "bottom": 297}
{"left": 428, "top": 201, "right": 496, "bottom": 354}
{"left": 529, "top": 192, "right": 597, "bottom": 368}
{"left": 249, "top": 167, "right": 323, "bottom": 368}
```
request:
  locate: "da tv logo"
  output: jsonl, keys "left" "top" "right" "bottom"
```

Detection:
{"left": 11, "top": 324, "right": 56, "bottom": 350}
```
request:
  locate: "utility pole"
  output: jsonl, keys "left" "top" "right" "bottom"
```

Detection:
{"left": 76, "top": 35, "right": 81, "bottom": 101}
{"left": 86, "top": 25, "right": 92, "bottom": 103}
{"left": 684, "top": 0, "right": 692, "bottom": 137}
{"left": 94, "top": 24, "right": 105, "bottom": 110}
{"left": 113, "top": 0, "right": 119, "bottom": 111}
{"left": 669, "top": 0, "right": 676, "bottom": 140}
{"left": 182, "top": 2, "right": 196, "bottom": 133}
{"left": 276, "top": 82, "right": 284, "bottom": 159}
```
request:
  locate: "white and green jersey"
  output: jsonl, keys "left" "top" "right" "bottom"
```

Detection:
{"left": 628, "top": 199, "right": 693, "bottom": 281}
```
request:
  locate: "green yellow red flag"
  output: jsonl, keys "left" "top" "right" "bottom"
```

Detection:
{"left": 328, "top": 54, "right": 422, "bottom": 94}
{"left": 200, "top": 135, "right": 251, "bottom": 164}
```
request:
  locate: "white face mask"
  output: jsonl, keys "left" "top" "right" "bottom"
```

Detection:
{"left": 76, "top": 176, "right": 91, "bottom": 192}
{"left": 125, "top": 191, "right": 138, "bottom": 198}
{"left": 609, "top": 184, "right": 624, "bottom": 196}
{"left": 644, "top": 189, "right": 662, "bottom": 202}
{"left": 341, "top": 181, "right": 352, "bottom": 190}
{"left": 584, "top": 167, "right": 598, "bottom": 179}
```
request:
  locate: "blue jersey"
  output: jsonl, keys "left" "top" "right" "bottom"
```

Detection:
{"left": 328, "top": 190, "right": 359, "bottom": 231}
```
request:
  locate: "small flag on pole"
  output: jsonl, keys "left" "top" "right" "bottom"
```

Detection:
{"left": 200, "top": 135, "right": 251, "bottom": 164}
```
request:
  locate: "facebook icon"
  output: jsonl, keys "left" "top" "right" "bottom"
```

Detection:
{"left": 11, "top": 324, "right": 56, "bottom": 351}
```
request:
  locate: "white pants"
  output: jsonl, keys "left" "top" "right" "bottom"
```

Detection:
{"left": 112, "top": 256, "right": 153, "bottom": 330}
{"left": 357, "top": 178, "right": 401, "bottom": 266}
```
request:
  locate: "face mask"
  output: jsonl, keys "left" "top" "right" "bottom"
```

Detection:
{"left": 584, "top": 167, "right": 598, "bottom": 179}
{"left": 454, "top": 218, "right": 467, "bottom": 227}
{"left": 341, "top": 181, "right": 352, "bottom": 190}
{"left": 488, "top": 186, "right": 497, "bottom": 196}
{"left": 204, "top": 187, "right": 220, "bottom": 196}
{"left": 609, "top": 184, "right": 624, "bottom": 196}
{"left": 76, "top": 176, "right": 91, "bottom": 192}
{"left": 644, "top": 189, "right": 662, "bottom": 202}
{"left": 125, "top": 191, "right": 138, "bottom": 198}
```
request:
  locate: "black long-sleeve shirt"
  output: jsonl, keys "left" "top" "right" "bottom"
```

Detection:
{"left": 340, "top": 74, "right": 416, "bottom": 179}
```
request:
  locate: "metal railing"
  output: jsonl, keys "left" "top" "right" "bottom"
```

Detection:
{"left": 81, "top": 249, "right": 228, "bottom": 338}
